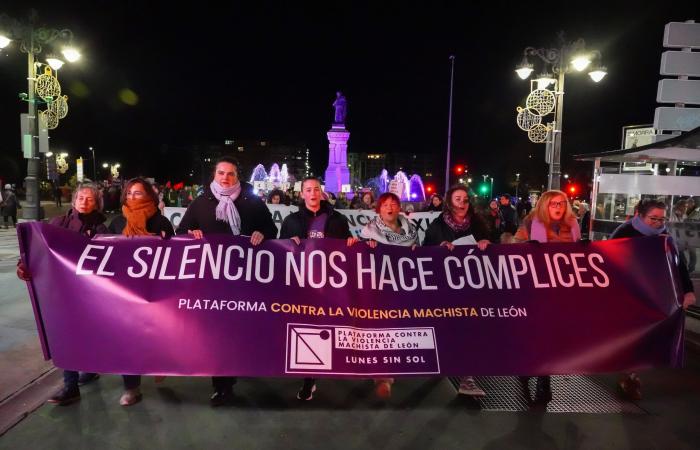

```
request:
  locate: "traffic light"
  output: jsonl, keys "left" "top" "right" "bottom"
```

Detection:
{"left": 479, "top": 183, "right": 489, "bottom": 195}
{"left": 453, "top": 164, "right": 465, "bottom": 175}
{"left": 568, "top": 184, "right": 578, "bottom": 196}
{"left": 425, "top": 184, "right": 435, "bottom": 194}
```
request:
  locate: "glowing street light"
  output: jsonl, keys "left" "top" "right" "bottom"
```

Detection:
{"left": 0, "top": 9, "right": 82, "bottom": 219}
{"left": 514, "top": 32, "right": 607, "bottom": 190}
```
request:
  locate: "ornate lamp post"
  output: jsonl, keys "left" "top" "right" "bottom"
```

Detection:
{"left": 514, "top": 32, "right": 606, "bottom": 190}
{"left": 0, "top": 10, "right": 81, "bottom": 220}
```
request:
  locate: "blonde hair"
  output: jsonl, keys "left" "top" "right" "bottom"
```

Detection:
{"left": 529, "top": 190, "right": 576, "bottom": 226}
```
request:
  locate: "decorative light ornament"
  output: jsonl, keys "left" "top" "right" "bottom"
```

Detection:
{"left": 49, "top": 95, "right": 69, "bottom": 119}
{"left": 526, "top": 88, "right": 556, "bottom": 115}
{"left": 516, "top": 106, "right": 542, "bottom": 131}
{"left": 527, "top": 123, "right": 550, "bottom": 143}
{"left": 35, "top": 66, "right": 61, "bottom": 101}
{"left": 41, "top": 109, "right": 59, "bottom": 129}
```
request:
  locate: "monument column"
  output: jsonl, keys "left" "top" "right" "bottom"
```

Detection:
{"left": 324, "top": 92, "right": 351, "bottom": 194}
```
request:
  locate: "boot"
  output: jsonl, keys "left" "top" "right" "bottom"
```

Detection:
{"left": 535, "top": 376, "right": 552, "bottom": 404}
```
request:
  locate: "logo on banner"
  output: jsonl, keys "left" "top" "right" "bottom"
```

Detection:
{"left": 287, "top": 325, "right": 333, "bottom": 370}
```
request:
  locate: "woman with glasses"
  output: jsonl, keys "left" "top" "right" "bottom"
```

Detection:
{"left": 610, "top": 198, "right": 696, "bottom": 400}
{"left": 514, "top": 190, "right": 581, "bottom": 404}
{"left": 108, "top": 177, "right": 175, "bottom": 406}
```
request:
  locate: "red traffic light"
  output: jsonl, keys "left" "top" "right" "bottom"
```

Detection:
{"left": 425, "top": 184, "right": 434, "bottom": 193}
{"left": 568, "top": 185, "right": 578, "bottom": 195}
{"left": 453, "top": 164, "right": 465, "bottom": 175}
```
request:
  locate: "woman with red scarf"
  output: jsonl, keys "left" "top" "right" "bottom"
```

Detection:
{"left": 108, "top": 177, "right": 174, "bottom": 406}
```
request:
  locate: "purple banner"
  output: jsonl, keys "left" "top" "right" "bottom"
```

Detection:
{"left": 18, "top": 222, "right": 684, "bottom": 378}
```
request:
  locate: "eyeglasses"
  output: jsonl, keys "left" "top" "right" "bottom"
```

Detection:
{"left": 646, "top": 216, "right": 667, "bottom": 223}
{"left": 548, "top": 201, "right": 567, "bottom": 208}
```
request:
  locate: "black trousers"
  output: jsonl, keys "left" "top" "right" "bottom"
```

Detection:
{"left": 212, "top": 376, "right": 237, "bottom": 392}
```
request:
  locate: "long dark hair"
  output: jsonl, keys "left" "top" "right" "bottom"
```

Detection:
{"left": 443, "top": 184, "right": 472, "bottom": 217}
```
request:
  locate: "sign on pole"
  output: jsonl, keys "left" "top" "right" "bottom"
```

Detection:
{"left": 76, "top": 157, "right": 84, "bottom": 182}
{"left": 664, "top": 22, "right": 700, "bottom": 49}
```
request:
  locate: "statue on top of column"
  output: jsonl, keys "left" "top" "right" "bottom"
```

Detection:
{"left": 333, "top": 91, "right": 347, "bottom": 125}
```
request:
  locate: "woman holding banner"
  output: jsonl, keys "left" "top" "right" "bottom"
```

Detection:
{"left": 423, "top": 184, "right": 491, "bottom": 398}
{"left": 360, "top": 192, "right": 419, "bottom": 399}
{"left": 17, "top": 183, "right": 108, "bottom": 406}
{"left": 280, "top": 176, "right": 355, "bottom": 401}
{"left": 610, "top": 198, "right": 696, "bottom": 400}
{"left": 514, "top": 189, "right": 580, "bottom": 404}
{"left": 108, "top": 177, "right": 175, "bottom": 406}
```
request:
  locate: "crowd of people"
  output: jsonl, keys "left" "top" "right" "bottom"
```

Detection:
{"left": 13, "top": 155, "right": 697, "bottom": 408}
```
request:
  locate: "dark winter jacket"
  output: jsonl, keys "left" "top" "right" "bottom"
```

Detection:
{"left": 108, "top": 211, "right": 175, "bottom": 237}
{"left": 484, "top": 208, "right": 504, "bottom": 242}
{"left": 49, "top": 208, "right": 109, "bottom": 236}
{"left": 611, "top": 221, "right": 693, "bottom": 294}
{"left": 422, "top": 212, "right": 490, "bottom": 246}
{"left": 1, "top": 190, "right": 20, "bottom": 216}
{"left": 175, "top": 183, "right": 277, "bottom": 239}
{"left": 499, "top": 203, "right": 519, "bottom": 234}
{"left": 279, "top": 201, "right": 351, "bottom": 240}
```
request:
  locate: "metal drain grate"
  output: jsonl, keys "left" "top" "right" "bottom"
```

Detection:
{"left": 449, "top": 375, "right": 646, "bottom": 414}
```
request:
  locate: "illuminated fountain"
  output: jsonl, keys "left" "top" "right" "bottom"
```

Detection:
{"left": 367, "top": 170, "right": 426, "bottom": 202}
{"left": 409, "top": 175, "right": 426, "bottom": 201}
{"left": 268, "top": 163, "right": 281, "bottom": 183}
{"left": 249, "top": 163, "right": 291, "bottom": 188}
{"left": 249, "top": 164, "right": 268, "bottom": 183}
{"left": 280, "top": 164, "right": 289, "bottom": 183}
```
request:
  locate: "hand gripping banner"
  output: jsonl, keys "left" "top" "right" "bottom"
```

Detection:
{"left": 18, "top": 222, "right": 684, "bottom": 378}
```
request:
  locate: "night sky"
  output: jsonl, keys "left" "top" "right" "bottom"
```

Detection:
{"left": 0, "top": 2, "right": 696, "bottom": 195}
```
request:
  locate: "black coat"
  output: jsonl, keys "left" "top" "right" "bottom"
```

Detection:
{"left": 50, "top": 208, "right": 109, "bottom": 236}
{"left": 108, "top": 211, "right": 175, "bottom": 237}
{"left": 611, "top": 221, "right": 693, "bottom": 294}
{"left": 499, "top": 204, "right": 519, "bottom": 234}
{"left": 176, "top": 183, "right": 277, "bottom": 239}
{"left": 423, "top": 212, "right": 490, "bottom": 246}
{"left": 279, "top": 201, "right": 351, "bottom": 240}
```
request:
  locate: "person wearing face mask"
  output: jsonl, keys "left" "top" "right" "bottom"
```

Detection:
{"left": 423, "top": 184, "right": 491, "bottom": 398}
{"left": 176, "top": 156, "right": 277, "bottom": 406}
{"left": 280, "top": 177, "right": 356, "bottom": 401}
{"left": 360, "top": 192, "right": 419, "bottom": 398}
{"left": 610, "top": 198, "right": 696, "bottom": 401}
{"left": 514, "top": 190, "right": 581, "bottom": 404}
{"left": 17, "top": 183, "right": 108, "bottom": 406}
{"left": 108, "top": 177, "right": 175, "bottom": 406}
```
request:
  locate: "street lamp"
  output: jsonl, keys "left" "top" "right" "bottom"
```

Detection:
{"left": 89, "top": 147, "right": 96, "bottom": 181}
{"left": 444, "top": 55, "right": 456, "bottom": 193}
{"left": 103, "top": 162, "right": 121, "bottom": 180}
{"left": 514, "top": 32, "right": 606, "bottom": 190}
{"left": 0, "top": 10, "right": 81, "bottom": 220}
